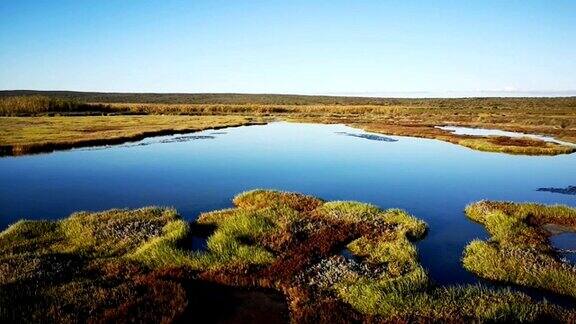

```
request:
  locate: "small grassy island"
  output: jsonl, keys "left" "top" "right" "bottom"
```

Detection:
{"left": 464, "top": 201, "right": 576, "bottom": 298}
{"left": 1, "top": 190, "right": 575, "bottom": 323}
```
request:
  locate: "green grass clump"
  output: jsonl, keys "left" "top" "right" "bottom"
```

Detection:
{"left": 131, "top": 207, "right": 280, "bottom": 270}
{"left": 334, "top": 209, "right": 428, "bottom": 313}
{"left": 2, "top": 191, "right": 575, "bottom": 322}
{"left": 335, "top": 266, "right": 429, "bottom": 315}
{"left": 61, "top": 207, "right": 180, "bottom": 257}
{"left": 318, "top": 201, "right": 382, "bottom": 223}
{"left": 0, "top": 207, "right": 180, "bottom": 258}
{"left": 128, "top": 218, "right": 193, "bottom": 267}
{"left": 0, "top": 207, "right": 190, "bottom": 322}
{"left": 463, "top": 201, "right": 576, "bottom": 298}
{"left": 383, "top": 208, "right": 428, "bottom": 238}
{"left": 467, "top": 200, "right": 576, "bottom": 228}
{"left": 132, "top": 190, "right": 321, "bottom": 271}
{"left": 335, "top": 280, "right": 563, "bottom": 322}
{"left": 233, "top": 189, "right": 324, "bottom": 212}
{"left": 347, "top": 235, "right": 419, "bottom": 274}
{"left": 198, "top": 209, "right": 276, "bottom": 266}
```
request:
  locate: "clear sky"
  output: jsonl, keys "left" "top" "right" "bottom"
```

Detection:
{"left": 1, "top": 1, "right": 575, "bottom": 96}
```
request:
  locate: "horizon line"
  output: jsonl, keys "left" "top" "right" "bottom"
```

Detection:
{"left": 1, "top": 89, "right": 576, "bottom": 99}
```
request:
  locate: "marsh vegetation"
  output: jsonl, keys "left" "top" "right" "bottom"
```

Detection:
{"left": 1, "top": 92, "right": 575, "bottom": 156}
{"left": 0, "top": 115, "right": 263, "bottom": 156}
{"left": 2, "top": 190, "right": 575, "bottom": 322}
{"left": 0, "top": 95, "right": 113, "bottom": 116}
{"left": 464, "top": 201, "right": 576, "bottom": 298}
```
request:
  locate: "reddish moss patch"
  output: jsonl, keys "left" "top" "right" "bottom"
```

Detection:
{"left": 488, "top": 136, "right": 548, "bottom": 147}
{"left": 2, "top": 192, "right": 574, "bottom": 322}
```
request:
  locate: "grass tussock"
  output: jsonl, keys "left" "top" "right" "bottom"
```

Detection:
{"left": 0, "top": 207, "right": 190, "bottom": 322}
{"left": 194, "top": 191, "right": 572, "bottom": 322}
{"left": 2, "top": 191, "right": 575, "bottom": 322}
{"left": 463, "top": 201, "right": 576, "bottom": 298}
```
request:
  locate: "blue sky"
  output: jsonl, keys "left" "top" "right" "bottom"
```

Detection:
{"left": 1, "top": 1, "right": 575, "bottom": 96}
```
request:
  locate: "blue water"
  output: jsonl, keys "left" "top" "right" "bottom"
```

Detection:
{"left": 551, "top": 233, "right": 576, "bottom": 264}
{"left": 0, "top": 122, "right": 575, "bottom": 285}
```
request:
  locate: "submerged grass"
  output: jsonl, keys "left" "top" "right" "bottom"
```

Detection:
{"left": 463, "top": 201, "right": 576, "bottom": 298}
{"left": 2, "top": 191, "right": 575, "bottom": 322}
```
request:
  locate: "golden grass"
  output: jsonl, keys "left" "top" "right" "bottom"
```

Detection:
{"left": 0, "top": 115, "right": 264, "bottom": 155}
{"left": 0, "top": 95, "right": 113, "bottom": 116}
{"left": 105, "top": 99, "right": 576, "bottom": 144}
{"left": 1, "top": 94, "right": 575, "bottom": 156}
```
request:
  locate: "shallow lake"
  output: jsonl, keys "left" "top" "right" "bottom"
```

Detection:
{"left": 0, "top": 122, "right": 575, "bottom": 286}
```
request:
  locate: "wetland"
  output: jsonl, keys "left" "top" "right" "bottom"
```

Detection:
{"left": 1, "top": 121, "right": 575, "bottom": 322}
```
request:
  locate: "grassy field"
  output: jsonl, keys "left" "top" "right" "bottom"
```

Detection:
{"left": 2, "top": 90, "right": 575, "bottom": 107}
{"left": 0, "top": 115, "right": 264, "bottom": 156}
{"left": 2, "top": 190, "right": 574, "bottom": 322}
{"left": 1, "top": 92, "right": 575, "bottom": 156}
{"left": 463, "top": 201, "right": 576, "bottom": 298}
{"left": 0, "top": 95, "right": 113, "bottom": 116}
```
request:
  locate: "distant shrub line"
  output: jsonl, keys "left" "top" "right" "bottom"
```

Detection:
{"left": 0, "top": 95, "right": 115, "bottom": 116}
{"left": 2, "top": 90, "right": 576, "bottom": 107}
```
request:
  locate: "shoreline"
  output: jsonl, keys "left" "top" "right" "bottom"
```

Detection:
{"left": 2, "top": 116, "right": 575, "bottom": 157}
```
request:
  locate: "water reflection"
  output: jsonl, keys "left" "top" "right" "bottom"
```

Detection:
{"left": 0, "top": 122, "right": 575, "bottom": 286}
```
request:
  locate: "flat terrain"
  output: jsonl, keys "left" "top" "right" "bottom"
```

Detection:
{"left": 0, "top": 115, "right": 262, "bottom": 155}
{"left": 0, "top": 92, "right": 575, "bottom": 155}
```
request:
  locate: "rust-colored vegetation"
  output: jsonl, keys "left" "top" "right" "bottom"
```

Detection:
{"left": 488, "top": 136, "right": 548, "bottom": 147}
{"left": 1, "top": 93, "right": 575, "bottom": 156}
{"left": 2, "top": 191, "right": 574, "bottom": 322}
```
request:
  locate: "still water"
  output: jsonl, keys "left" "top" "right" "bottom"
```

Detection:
{"left": 551, "top": 233, "right": 576, "bottom": 264}
{"left": 0, "top": 122, "right": 574, "bottom": 285}
{"left": 437, "top": 125, "right": 576, "bottom": 147}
